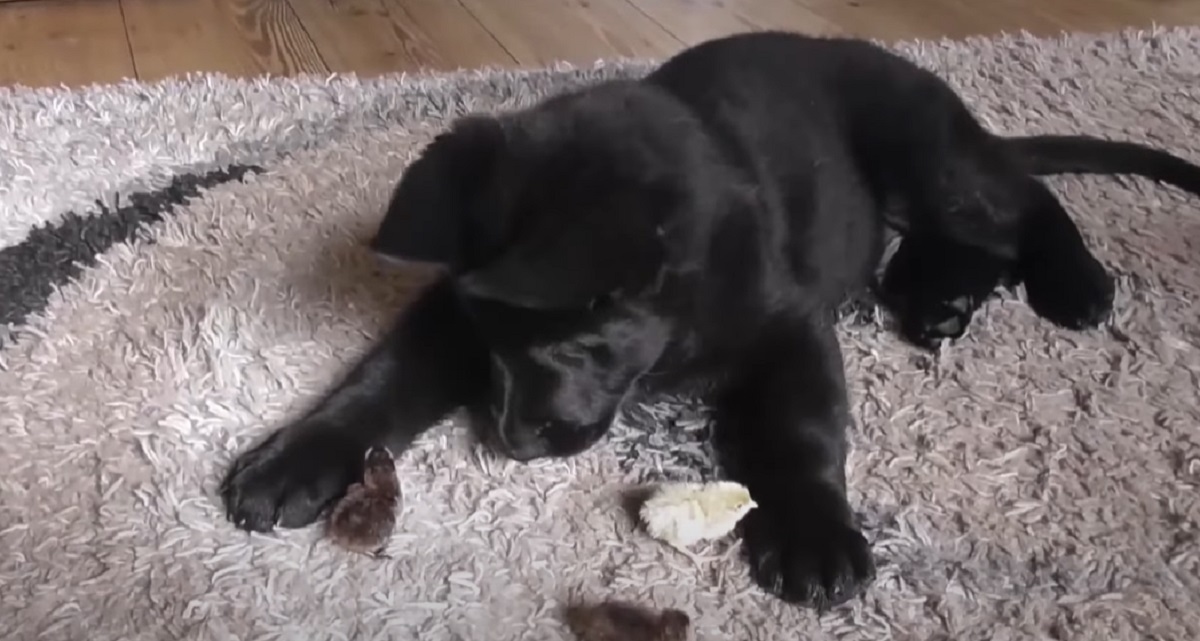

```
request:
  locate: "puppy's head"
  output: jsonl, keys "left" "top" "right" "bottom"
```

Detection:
{"left": 369, "top": 115, "right": 509, "bottom": 270}
{"left": 376, "top": 81, "right": 724, "bottom": 461}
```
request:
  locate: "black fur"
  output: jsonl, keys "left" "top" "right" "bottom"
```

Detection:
{"left": 221, "top": 32, "right": 1200, "bottom": 610}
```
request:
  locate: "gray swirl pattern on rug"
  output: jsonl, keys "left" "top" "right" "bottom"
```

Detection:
{"left": 2, "top": 28, "right": 1199, "bottom": 641}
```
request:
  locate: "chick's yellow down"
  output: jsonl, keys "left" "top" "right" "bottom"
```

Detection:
{"left": 638, "top": 481, "right": 757, "bottom": 558}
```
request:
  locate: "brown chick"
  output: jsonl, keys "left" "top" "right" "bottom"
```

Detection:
{"left": 325, "top": 446, "right": 401, "bottom": 558}
{"left": 564, "top": 600, "right": 691, "bottom": 641}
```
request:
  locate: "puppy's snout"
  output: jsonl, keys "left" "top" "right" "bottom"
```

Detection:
{"left": 497, "top": 421, "right": 552, "bottom": 462}
{"left": 371, "top": 250, "right": 440, "bottom": 272}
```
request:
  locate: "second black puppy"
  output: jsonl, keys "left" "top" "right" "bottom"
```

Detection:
{"left": 220, "top": 32, "right": 1200, "bottom": 609}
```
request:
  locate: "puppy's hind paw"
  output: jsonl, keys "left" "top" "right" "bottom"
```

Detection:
{"left": 1021, "top": 249, "right": 1114, "bottom": 330}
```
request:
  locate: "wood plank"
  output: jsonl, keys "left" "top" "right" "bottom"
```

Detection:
{"left": 629, "top": 0, "right": 841, "bottom": 46}
{"left": 1028, "top": 0, "right": 1167, "bottom": 33}
{"left": 2, "top": 0, "right": 1199, "bottom": 88}
{"left": 0, "top": 0, "right": 135, "bottom": 87}
{"left": 121, "top": 0, "right": 268, "bottom": 80}
{"left": 1145, "top": 0, "right": 1200, "bottom": 24}
{"left": 122, "top": 0, "right": 326, "bottom": 82}
{"left": 381, "top": 0, "right": 518, "bottom": 70}
{"left": 288, "top": 0, "right": 517, "bottom": 74}
{"left": 224, "top": 0, "right": 328, "bottom": 74}
{"left": 799, "top": 0, "right": 1153, "bottom": 41}
{"left": 457, "top": 0, "right": 681, "bottom": 66}
{"left": 287, "top": 0, "right": 415, "bottom": 74}
{"left": 793, "top": 0, "right": 1014, "bottom": 40}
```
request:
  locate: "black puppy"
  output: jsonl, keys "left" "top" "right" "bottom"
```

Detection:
{"left": 220, "top": 32, "right": 1200, "bottom": 609}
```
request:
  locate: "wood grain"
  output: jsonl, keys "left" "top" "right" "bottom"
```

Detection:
{"left": 224, "top": 0, "right": 327, "bottom": 75}
{"left": 0, "top": 0, "right": 134, "bottom": 87}
{"left": 789, "top": 0, "right": 1000, "bottom": 40}
{"left": 1030, "top": 0, "right": 1165, "bottom": 33}
{"left": 285, "top": 0, "right": 517, "bottom": 74}
{"left": 121, "top": 0, "right": 269, "bottom": 80}
{"left": 286, "top": 0, "right": 408, "bottom": 74}
{"left": 629, "top": 0, "right": 841, "bottom": 45}
{"left": 378, "top": 0, "right": 516, "bottom": 70}
{"left": 1, "top": 0, "right": 1199, "bottom": 87}
{"left": 795, "top": 0, "right": 1165, "bottom": 40}
{"left": 456, "top": 0, "right": 681, "bottom": 66}
{"left": 122, "top": 0, "right": 325, "bottom": 82}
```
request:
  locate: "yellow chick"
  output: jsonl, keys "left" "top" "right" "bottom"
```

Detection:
{"left": 638, "top": 481, "right": 757, "bottom": 564}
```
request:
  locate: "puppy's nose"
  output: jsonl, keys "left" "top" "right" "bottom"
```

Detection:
{"left": 499, "top": 436, "right": 549, "bottom": 463}
{"left": 502, "top": 444, "right": 545, "bottom": 463}
{"left": 496, "top": 422, "right": 552, "bottom": 463}
{"left": 368, "top": 241, "right": 448, "bottom": 272}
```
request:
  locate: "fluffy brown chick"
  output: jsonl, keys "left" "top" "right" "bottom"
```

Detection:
{"left": 325, "top": 446, "right": 401, "bottom": 558}
{"left": 564, "top": 600, "right": 691, "bottom": 641}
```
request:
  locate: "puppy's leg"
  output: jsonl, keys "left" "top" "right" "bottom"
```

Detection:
{"left": 885, "top": 157, "right": 1112, "bottom": 345}
{"left": 875, "top": 140, "right": 1027, "bottom": 347}
{"left": 220, "top": 277, "right": 489, "bottom": 532}
{"left": 1014, "top": 176, "right": 1114, "bottom": 329}
{"left": 714, "top": 314, "right": 875, "bottom": 610}
{"left": 879, "top": 235, "right": 1008, "bottom": 349}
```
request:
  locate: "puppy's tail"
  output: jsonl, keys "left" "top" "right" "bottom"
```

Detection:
{"left": 1005, "top": 134, "right": 1200, "bottom": 197}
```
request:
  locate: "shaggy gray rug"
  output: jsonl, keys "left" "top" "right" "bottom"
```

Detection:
{"left": 2, "top": 26, "right": 1199, "bottom": 641}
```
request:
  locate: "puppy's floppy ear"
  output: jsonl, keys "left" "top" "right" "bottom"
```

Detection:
{"left": 456, "top": 211, "right": 665, "bottom": 310}
{"left": 370, "top": 115, "right": 505, "bottom": 269}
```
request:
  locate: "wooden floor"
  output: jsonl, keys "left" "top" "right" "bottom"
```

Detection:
{"left": 0, "top": 0, "right": 1197, "bottom": 87}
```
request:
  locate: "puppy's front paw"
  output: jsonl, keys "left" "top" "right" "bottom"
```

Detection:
{"left": 219, "top": 428, "right": 362, "bottom": 532}
{"left": 742, "top": 502, "right": 875, "bottom": 610}
{"left": 1021, "top": 248, "right": 1114, "bottom": 330}
{"left": 880, "top": 237, "right": 1003, "bottom": 350}
{"left": 895, "top": 294, "right": 978, "bottom": 350}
